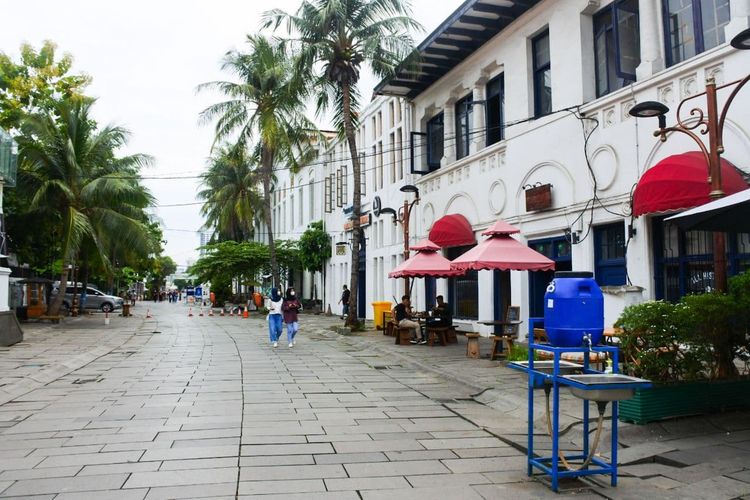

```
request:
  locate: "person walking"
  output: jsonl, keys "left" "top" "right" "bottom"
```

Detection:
{"left": 338, "top": 285, "right": 350, "bottom": 319}
{"left": 267, "top": 288, "right": 283, "bottom": 348}
{"left": 282, "top": 287, "right": 302, "bottom": 348}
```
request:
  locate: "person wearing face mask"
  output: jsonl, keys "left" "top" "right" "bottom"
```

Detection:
{"left": 282, "top": 287, "right": 302, "bottom": 348}
{"left": 267, "top": 288, "right": 284, "bottom": 348}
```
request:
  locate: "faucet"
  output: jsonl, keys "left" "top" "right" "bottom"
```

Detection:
{"left": 582, "top": 333, "right": 592, "bottom": 351}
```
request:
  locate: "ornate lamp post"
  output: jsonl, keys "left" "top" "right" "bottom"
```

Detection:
{"left": 629, "top": 28, "right": 750, "bottom": 292}
{"left": 374, "top": 185, "right": 420, "bottom": 294}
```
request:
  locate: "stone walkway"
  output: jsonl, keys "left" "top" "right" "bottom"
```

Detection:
{"left": 0, "top": 304, "right": 747, "bottom": 499}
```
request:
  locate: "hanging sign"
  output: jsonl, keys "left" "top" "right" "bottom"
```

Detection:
{"left": 344, "top": 214, "right": 371, "bottom": 232}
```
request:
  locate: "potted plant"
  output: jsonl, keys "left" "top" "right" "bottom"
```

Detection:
{"left": 615, "top": 271, "right": 750, "bottom": 424}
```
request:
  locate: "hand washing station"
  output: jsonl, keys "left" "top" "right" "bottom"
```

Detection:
{"left": 509, "top": 272, "right": 651, "bottom": 492}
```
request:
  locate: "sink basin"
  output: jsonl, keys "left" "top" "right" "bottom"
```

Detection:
{"left": 510, "top": 361, "right": 583, "bottom": 389}
{"left": 512, "top": 360, "right": 583, "bottom": 374}
{"left": 562, "top": 374, "right": 651, "bottom": 402}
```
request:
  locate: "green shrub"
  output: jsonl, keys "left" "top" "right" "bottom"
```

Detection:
{"left": 615, "top": 271, "right": 750, "bottom": 383}
{"left": 615, "top": 301, "right": 704, "bottom": 382}
{"left": 506, "top": 345, "right": 540, "bottom": 362}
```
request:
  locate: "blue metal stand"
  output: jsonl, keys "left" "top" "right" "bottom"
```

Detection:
{"left": 523, "top": 343, "right": 620, "bottom": 492}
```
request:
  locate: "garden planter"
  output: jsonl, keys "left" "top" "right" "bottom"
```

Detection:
{"left": 619, "top": 378, "right": 750, "bottom": 424}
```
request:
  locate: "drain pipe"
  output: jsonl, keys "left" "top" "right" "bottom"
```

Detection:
{"left": 543, "top": 385, "right": 607, "bottom": 471}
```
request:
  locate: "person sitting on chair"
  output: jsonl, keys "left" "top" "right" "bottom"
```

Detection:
{"left": 427, "top": 295, "right": 452, "bottom": 328}
{"left": 394, "top": 295, "right": 424, "bottom": 344}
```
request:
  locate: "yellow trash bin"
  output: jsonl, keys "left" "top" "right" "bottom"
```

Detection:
{"left": 372, "top": 301, "right": 393, "bottom": 330}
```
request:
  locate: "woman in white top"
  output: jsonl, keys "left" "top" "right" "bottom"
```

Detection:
{"left": 267, "top": 288, "right": 283, "bottom": 348}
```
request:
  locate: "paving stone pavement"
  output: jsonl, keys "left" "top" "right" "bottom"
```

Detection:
{"left": 0, "top": 303, "right": 748, "bottom": 499}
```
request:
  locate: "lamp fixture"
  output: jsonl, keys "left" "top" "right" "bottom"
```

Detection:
{"left": 399, "top": 184, "right": 420, "bottom": 199}
{"left": 628, "top": 101, "right": 669, "bottom": 118}
{"left": 730, "top": 28, "right": 750, "bottom": 50}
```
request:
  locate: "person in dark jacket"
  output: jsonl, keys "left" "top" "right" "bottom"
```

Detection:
{"left": 282, "top": 287, "right": 302, "bottom": 348}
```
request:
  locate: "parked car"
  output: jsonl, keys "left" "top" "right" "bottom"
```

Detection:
{"left": 53, "top": 286, "right": 124, "bottom": 313}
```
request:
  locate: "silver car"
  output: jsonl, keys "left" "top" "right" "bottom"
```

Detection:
{"left": 56, "top": 286, "right": 124, "bottom": 313}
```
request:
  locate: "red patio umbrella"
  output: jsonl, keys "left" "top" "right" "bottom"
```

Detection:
{"left": 389, "top": 239, "right": 464, "bottom": 279}
{"left": 450, "top": 220, "right": 555, "bottom": 272}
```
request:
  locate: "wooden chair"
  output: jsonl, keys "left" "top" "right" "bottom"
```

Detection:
{"left": 490, "top": 335, "right": 515, "bottom": 360}
{"left": 382, "top": 311, "right": 394, "bottom": 336}
{"left": 445, "top": 326, "right": 458, "bottom": 344}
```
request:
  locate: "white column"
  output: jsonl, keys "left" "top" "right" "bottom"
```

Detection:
{"left": 471, "top": 78, "right": 487, "bottom": 154}
{"left": 726, "top": 0, "right": 750, "bottom": 40}
{"left": 441, "top": 99, "right": 456, "bottom": 167}
{"left": 636, "top": 0, "right": 665, "bottom": 80}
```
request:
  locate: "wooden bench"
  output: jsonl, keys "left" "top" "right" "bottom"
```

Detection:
{"left": 382, "top": 311, "right": 395, "bottom": 336}
{"left": 425, "top": 326, "right": 448, "bottom": 346}
{"left": 38, "top": 315, "right": 64, "bottom": 324}
{"left": 394, "top": 326, "right": 414, "bottom": 345}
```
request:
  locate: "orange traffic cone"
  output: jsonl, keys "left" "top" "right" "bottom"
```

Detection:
{"left": 220, "top": 309, "right": 225, "bottom": 317}
{"left": 242, "top": 309, "right": 249, "bottom": 319}
{"left": 146, "top": 309, "right": 153, "bottom": 319}
{"left": 229, "top": 309, "right": 234, "bottom": 317}
{"left": 188, "top": 307, "right": 193, "bottom": 317}
{"left": 199, "top": 307, "right": 204, "bottom": 317}
{"left": 104, "top": 311, "right": 110, "bottom": 326}
{"left": 208, "top": 309, "right": 214, "bottom": 317}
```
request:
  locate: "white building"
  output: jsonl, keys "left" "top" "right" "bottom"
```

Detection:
{"left": 263, "top": 0, "right": 750, "bottom": 334}
{"left": 371, "top": 0, "right": 750, "bottom": 334}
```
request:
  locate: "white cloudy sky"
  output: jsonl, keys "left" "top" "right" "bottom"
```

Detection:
{"left": 1, "top": 0, "right": 456, "bottom": 268}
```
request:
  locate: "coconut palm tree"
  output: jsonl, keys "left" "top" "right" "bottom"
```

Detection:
{"left": 264, "top": 0, "right": 420, "bottom": 324}
{"left": 198, "top": 35, "right": 316, "bottom": 288}
{"left": 18, "top": 98, "right": 154, "bottom": 315}
{"left": 198, "top": 145, "right": 262, "bottom": 243}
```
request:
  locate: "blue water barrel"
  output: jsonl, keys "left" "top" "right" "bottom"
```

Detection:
{"left": 543, "top": 271, "right": 604, "bottom": 347}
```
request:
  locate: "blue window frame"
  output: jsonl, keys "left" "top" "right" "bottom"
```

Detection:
{"left": 594, "top": 0, "right": 640, "bottom": 97}
{"left": 532, "top": 31, "right": 552, "bottom": 118}
{"left": 426, "top": 113, "right": 444, "bottom": 170}
{"left": 594, "top": 222, "right": 627, "bottom": 286}
{"left": 663, "top": 0, "right": 731, "bottom": 67}
{"left": 455, "top": 93, "right": 473, "bottom": 160}
{"left": 486, "top": 74, "right": 504, "bottom": 146}
{"left": 652, "top": 216, "right": 750, "bottom": 301}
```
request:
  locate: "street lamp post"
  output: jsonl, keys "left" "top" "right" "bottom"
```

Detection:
{"left": 375, "top": 185, "right": 420, "bottom": 295}
{"left": 629, "top": 28, "right": 750, "bottom": 292}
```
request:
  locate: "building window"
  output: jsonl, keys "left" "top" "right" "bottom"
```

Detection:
{"left": 663, "top": 0, "right": 730, "bottom": 66}
{"left": 308, "top": 181, "right": 314, "bottom": 217}
{"left": 486, "top": 74, "right": 504, "bottom": 146}
{"left": 594, "top": 0, "right": 640, "bottom": 97}
{"left": 389, "top": 132, "right": 396, "bottom": 184}
{"left": 426, "top": 113, "right": 444, "bottom": 170}
{"left": 594, "top": 222, "right": 627, "bottom": 286}
{"left": 396, "top": 127, "right": 403, "bottom": 180}
{"left": 455, "top": 93, "right": 473, "bottom": 160}
{"left": 653, "top": 217, "right": 750, "bottom": 301}
{"left": 447, "top": 245, "right": 479, "bottom": 320}
{"left": 532, "top": 30, "right": 552, "bottom": 117}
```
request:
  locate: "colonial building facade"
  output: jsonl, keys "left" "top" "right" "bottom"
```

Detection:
{"left": 266, "top": 0, "right": 750, "bottom": 335}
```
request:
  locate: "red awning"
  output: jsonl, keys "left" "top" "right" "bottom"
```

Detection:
{"left": 633, "top": 152, "right": 749, "bottom": 217}
{"left": 428, "top": 214, "right": 476, "bottom": 248}
{"left": 389, "top": 238, "right": 464, "bottom": 279}
{"left": 450, "top": 220, "right": 555, "bottom": 272}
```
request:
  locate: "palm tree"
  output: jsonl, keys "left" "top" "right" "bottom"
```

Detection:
{"left": 199, "top": 35, "right": 316, "bottom": 288}
{"left": 18, "top": 98, "right": 154, "bottom": 315}
{"left": 264, "top": 0, "right": 420, "bottom": 324}
{"left": 198, "top": 145, "right": 262, "bottom": 243}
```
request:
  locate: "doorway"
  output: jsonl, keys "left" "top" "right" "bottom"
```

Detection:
{"left": 528, "top": 237, "right": 572, "bottom": 318}
{"left": 358, "top": 230, "right": 366, "bottom": 319}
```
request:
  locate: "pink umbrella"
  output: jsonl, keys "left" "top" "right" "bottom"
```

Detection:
{"left": 450, "top": 220, "right": 555, "bottom": 272}
{"left": 389, "top": 239, "right": 464, "bottom": 279}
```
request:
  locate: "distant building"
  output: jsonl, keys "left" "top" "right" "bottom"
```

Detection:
{"left": 198, "top": 232, "right": 212, "bottom": 255}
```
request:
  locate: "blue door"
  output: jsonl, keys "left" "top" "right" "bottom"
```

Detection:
{"left": 358, "top": 230, "right": 366, "bottom": 319}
